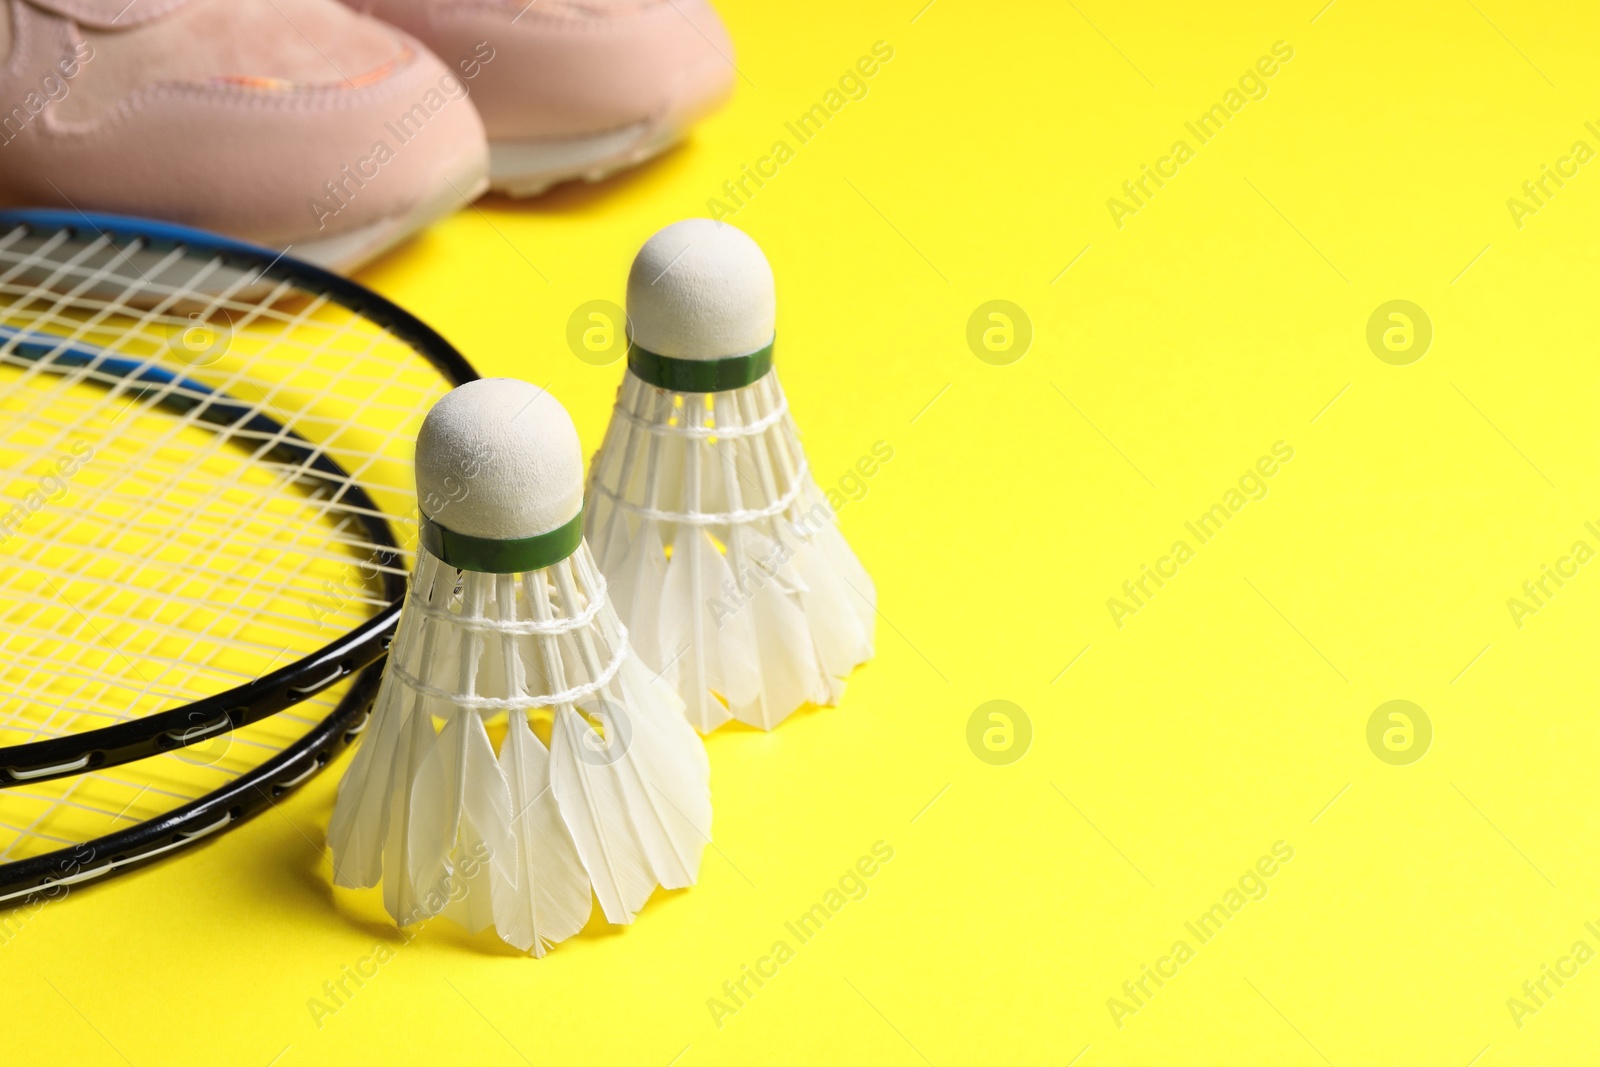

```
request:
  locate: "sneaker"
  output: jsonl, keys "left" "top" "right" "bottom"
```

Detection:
{"left": 347, "top": 0, "right": 737, "bottom": 197}
{"left": 0, "top": 0, "right": 490, "bottom": 273}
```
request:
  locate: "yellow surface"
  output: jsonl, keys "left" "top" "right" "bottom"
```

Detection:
{"left": 10, "top": 1, "right": 1600, "bottom": 1063}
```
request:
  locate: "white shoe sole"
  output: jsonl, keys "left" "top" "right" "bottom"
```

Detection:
{"left": 488, "top": 122, "right": 684, "bottom": 198}
{"left": 294, "top": 164, "right": 490, "bottom": 275}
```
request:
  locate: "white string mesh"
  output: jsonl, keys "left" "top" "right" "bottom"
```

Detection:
{"left": 0, "top": 221, "right": 458, "bottom": 866}
{"left": 382, "top": 544, "right": 633, "bottom": 719}
{"left": 586, "top": 369, "right": 825, "bottom": 539}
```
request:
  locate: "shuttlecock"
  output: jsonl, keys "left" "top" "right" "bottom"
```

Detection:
{"left": 585, "top": 219, "right": 876, "bottom": 732}
{"left": 328, "top": 379, "right": 711, "bottom": 956}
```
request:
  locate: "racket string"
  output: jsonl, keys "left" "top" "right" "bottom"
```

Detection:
{"left": 1, "top": 267, "right": 412, "bottom": 675}
{"left": 0, "top": 218, "right": 463, "bottom": 872}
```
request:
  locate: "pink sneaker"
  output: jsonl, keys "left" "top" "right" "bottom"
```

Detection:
{"left": 0, "top": 0, "right": 489, "bottom": 272}
{"left": 348, "top": 0, "right": 737, "bottom": 196}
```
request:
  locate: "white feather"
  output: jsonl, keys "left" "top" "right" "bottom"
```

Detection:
{"left": 381, "top": 692, "right": 436, "bottom": 924}
{"left": 723, "top": 527, "right": 828, "bottom": 728}
{"left": 328, "top": 552, "right": 445, "bottom": 887}
{"left": 792, "top": 519, "right": 876, "bottom": 697}
{"left": 406, "top": 710, "right": 515, "bottom": 932}
{"left": 658, "top": 528, "right": 759, "bottom": 730}
{"left": 560, "top": 562, "right": 711, "bottom": 888}
{"left": 606, "top": 520, "right": 667, "bottom": 669}
{"left": 548, "top": 705, "right": 658, "bottom": 923}
{"left": 610, "top": 656, "right": 712, "bottom": 886}
{"left": 496, "top": 711, "right": 592, "bottom": 956}
{"left": 401, "top": 573, "right": 517, "bottom": 929}
{"left": 327, "top": 673, "right": 407, "bottom": 888}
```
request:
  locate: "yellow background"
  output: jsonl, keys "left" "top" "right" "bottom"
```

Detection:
{"left": 11, "top": 0, "right": 1600, "bottom": 1063}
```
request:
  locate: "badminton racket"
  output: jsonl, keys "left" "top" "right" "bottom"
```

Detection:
{"left": 0, "top": 209, "right": 476, "bottom": 904}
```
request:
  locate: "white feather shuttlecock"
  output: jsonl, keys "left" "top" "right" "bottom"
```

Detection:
{"left": 328, "top": 379, "right": 711, "bottom": 956}
{"left": 585, "top": 219, "right": 876, "bottom": 732}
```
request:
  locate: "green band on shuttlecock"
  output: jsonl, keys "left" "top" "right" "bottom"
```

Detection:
{"left": 627, "top": 339, "right": 774, "bottom": 393}
{"left": 419, "top": 510, "right": 583, "bottom": 574}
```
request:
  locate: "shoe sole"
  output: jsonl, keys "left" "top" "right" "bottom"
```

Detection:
{"left": 488, "top": 121, "right": 684, "bottom": 198}
{"left": 294, "top": 160, "right": 490, "bottom": 275}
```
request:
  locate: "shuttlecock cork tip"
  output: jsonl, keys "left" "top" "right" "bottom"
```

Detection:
{"left": 628, "top": 218, "right": 775, "bottom": 361}
{"left": 415, "top": 379, "right": 583, "bottom": 542}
